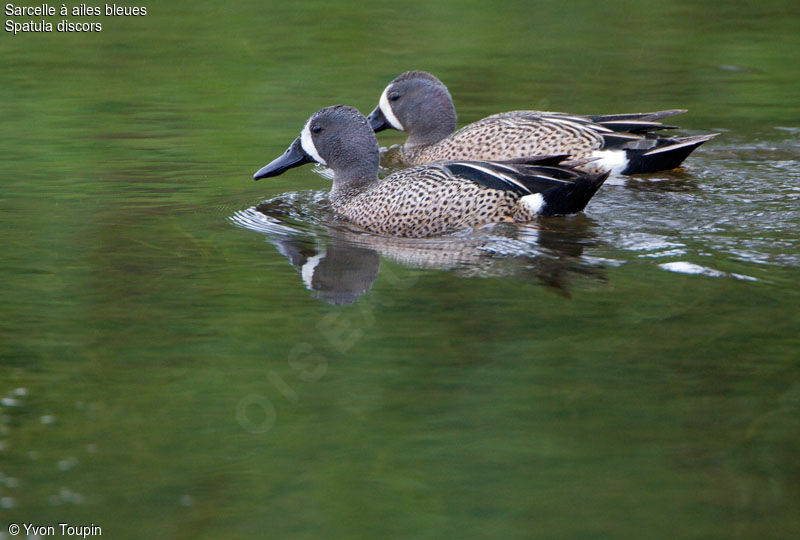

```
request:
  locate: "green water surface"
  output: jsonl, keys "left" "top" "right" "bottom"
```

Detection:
{"left": 1, "top": 1, "right": 799, "bottom": 539}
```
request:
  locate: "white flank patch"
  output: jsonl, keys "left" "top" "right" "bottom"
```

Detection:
{"left": 591, "top": 149, "right": 628, "bottom": 176}
{"left": 301, "top": 252, "right": 327, "bottom": 290}
{"left": 301, "top": 120, "right": 327, "bottom": 165}
{"left": 379, "top": 87, "right": 404, "bottom": 131}
{"left": 521, "top": 193, "right": 546, "bottom": 214}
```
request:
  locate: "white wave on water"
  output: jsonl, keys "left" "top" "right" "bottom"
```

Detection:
{"left": 658, "top": 261, "right": 758, "bottom": 281}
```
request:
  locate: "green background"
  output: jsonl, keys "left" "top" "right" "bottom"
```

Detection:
{"left": 1, "top": 1, "right": 799, "bottom": 538}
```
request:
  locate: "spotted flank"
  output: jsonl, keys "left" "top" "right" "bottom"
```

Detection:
{"left": 254, "top": 105, "right": 608, "bottom": 238}
{"left": 331, "top": 160, "right": 607, "bottom": 237}
{"left": 367, "top": 71, "right": 718, "bottom": 174}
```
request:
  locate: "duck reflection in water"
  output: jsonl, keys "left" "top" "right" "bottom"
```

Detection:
{"left": 272, "top": 236, "right": 381, "bottom": 306}
{"left": 231, "top": 192, "right": 607, "bottom": 305}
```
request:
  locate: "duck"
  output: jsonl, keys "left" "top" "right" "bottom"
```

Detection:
{"left": 367, "top": 70, "right": 718, "bottom": 175}
{"left": 253, "top": 105, "right": 609, "bottom": 238}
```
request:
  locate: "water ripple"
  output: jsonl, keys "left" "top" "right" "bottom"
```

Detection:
{"left": 235, "top": 132, "right": 799, "bottom": 300}
{"left": 659, "top": 261, "right": 758, "bottom": 281}
{"left": 590, "top": 133, "right": 800, "bottom": 272}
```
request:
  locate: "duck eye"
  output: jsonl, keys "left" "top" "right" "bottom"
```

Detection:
{"left": 389, "top": 92, "right": 401, "bottom": 101}
{"left": 311, "top": 125, "right": 322, "bottom": 134}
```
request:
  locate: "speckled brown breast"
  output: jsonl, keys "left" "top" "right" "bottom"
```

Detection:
{"left": 398, "top": 111, "right": 605, "bottom": 167}
{"left": 331, "top": 166, "right": 534, "bottom": 238}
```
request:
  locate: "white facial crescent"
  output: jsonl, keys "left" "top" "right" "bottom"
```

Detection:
{"left": 301, "top": 120, "right": 327, "bottom": 165}
{"left": 379, "top": 86, "right": 404, "bottom": 131}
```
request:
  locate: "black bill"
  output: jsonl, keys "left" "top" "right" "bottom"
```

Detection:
{"left": 366, "top": 105, "right": 389, "bottom": 133}
{"left": 253, "top": 137, "right": 313, "bottom": 180}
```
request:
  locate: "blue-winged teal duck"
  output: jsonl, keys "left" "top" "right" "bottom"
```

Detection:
{"left": 367, "top": 71, "right": 717, "bottom": 175}
{"left": 253, "top": 106, "right": 608, "bottom": 238}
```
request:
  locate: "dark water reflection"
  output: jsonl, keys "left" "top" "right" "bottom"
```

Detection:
{"left": 231, "top": 191, "right": 607, "bottom": 303}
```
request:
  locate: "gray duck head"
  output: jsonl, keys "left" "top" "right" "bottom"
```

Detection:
{"left": 367, "top": 71, "right": 457, "bottom": 147}
{"left": 254, "top": 105, "right": 381, "bottom": 197}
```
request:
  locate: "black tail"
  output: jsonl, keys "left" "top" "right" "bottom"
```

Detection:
{"left": 623, "top": 133, "right": 718, "bottom": 174}
{"left": 539, "top": 171, "right": 610, "bottom": 216}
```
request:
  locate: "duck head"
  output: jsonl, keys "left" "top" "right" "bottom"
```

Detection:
{"left": 367, "top": 71, "right": 458, "bottom": 147}
{"left": 254, "top": 105, "right": 381, "bottom": 197}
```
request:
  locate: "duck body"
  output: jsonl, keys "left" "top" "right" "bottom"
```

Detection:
{"left": 331, "top": 160, "right": 606, "bottom": 237}
{"left": 254, "top": 106, "right": 608, "bottom": 238}
{"left": 368, "top": 71, "right": 717, "bottom": 175}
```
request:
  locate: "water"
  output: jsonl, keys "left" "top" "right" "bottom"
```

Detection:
{"left": 2, "top": 1, "right": 799, "bottom": 538}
